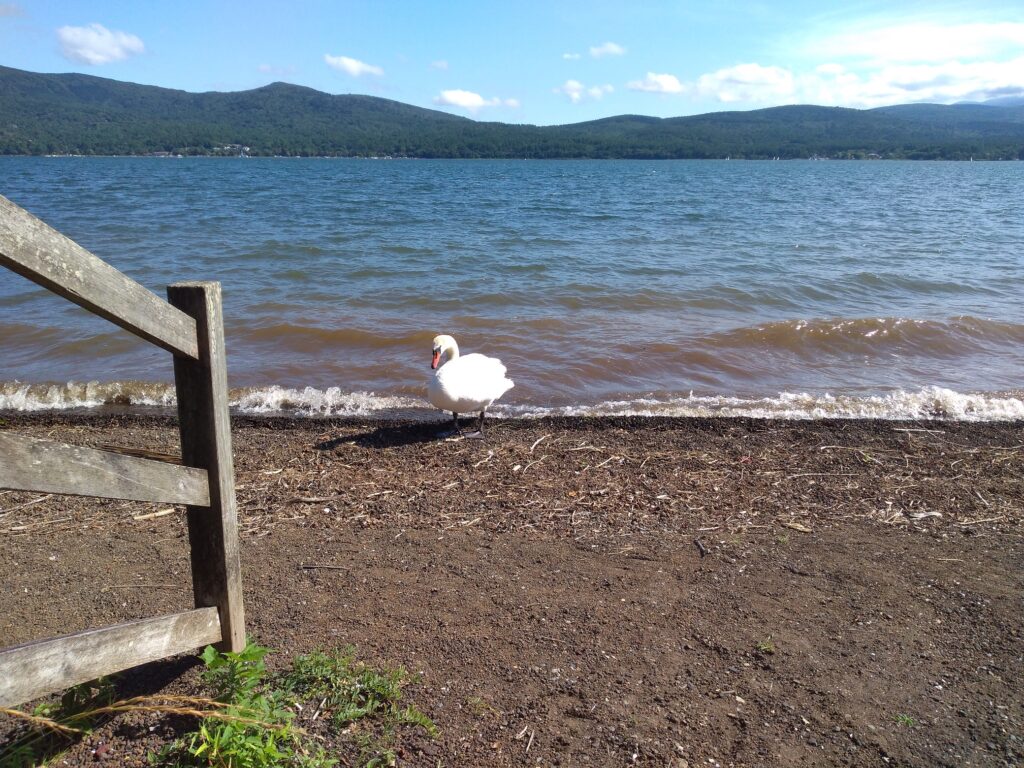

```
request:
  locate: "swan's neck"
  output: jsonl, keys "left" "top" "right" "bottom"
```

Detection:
{"left": 440, "top": 342, "right": 460, "bottom": 366}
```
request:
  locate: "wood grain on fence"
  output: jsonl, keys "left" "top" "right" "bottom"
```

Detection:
{"left": 0, "top": 607, "right": 221, "bottom": 709}
{"left": 169, "top": 282, "right": 246, "bottom": 652}
{"left": 0, "top": 432, "right": 210, "bottom": 506}
{"left": 0, "top": 194, "right": 199, "bottom": 359}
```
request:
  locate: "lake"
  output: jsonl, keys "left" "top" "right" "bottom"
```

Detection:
{"left": 1, "top": 157, "right": 1022, "bottom": 420}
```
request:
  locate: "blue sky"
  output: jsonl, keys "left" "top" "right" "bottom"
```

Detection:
{"left": 2, "top": 1, "right": 1023, "bottom": 125}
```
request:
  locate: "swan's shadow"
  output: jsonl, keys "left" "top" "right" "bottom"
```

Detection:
{"left": 316, "top": 421, "right": 450, "bottom": 450}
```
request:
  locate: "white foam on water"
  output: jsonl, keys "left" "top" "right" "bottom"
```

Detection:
{"left": 0, "top": 381, "right": 425, "bottom": 417}
{"left": 230, "top": 385, "right": 425, "bottom": 416}
{"left": 2, "top": 381, "right": 1022, "bottom": 421}
{"left": 496, "top": 386, "right": 1024, "bottom": 422}
{"left": 0, "top": 381, "right": 176, "bottom": 411}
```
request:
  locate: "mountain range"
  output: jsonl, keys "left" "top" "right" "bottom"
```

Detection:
{"left": 2, "top": 65, "right": 1023, "bottom": 159}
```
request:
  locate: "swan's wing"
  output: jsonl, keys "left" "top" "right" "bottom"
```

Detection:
{"left": 435, "top": 353, "right": 514, "bottom": 407}
{"left": 459, "top": 354, "right": 514, "bottom": 394}
{"left": 459, "top": 353, "right": 508, "bottom": 378}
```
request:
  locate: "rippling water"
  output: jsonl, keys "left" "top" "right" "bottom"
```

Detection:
{"left": 1, "top": 157, "right": 1022, "bottom": 419}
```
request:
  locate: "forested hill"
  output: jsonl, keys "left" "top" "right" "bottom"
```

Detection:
{"left": 2, "top": 65, "right": 1023, "bottom": 159}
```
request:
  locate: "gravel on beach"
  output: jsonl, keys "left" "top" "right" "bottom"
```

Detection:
{"left": 1, "top": 413, "right": 1022, "bottom": 766}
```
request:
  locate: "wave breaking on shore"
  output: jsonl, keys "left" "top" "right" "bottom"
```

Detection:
{"left": 2, "top": 381, "right": 1023, "bottom": 422}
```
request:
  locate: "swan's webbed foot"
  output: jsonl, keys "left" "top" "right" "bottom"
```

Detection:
{"left": 463, "top": 410, "right": 486, "bottom": 439}
{"left": 437, "top": 412, "right": 463, "bottom": 439}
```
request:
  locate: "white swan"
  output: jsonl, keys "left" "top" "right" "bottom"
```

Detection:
{"left": 429, "top": 334, "right": 514, "bottom": 437}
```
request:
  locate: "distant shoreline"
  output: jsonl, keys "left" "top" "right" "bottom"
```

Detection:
{"left": 3, "top": 154, "right": 1019, "bottom": 161}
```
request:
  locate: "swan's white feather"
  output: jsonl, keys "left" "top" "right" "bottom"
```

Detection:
{"left": 429, "top": 350, "right": 514, "bottom": 414}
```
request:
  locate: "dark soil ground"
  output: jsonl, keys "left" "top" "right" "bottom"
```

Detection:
{"left": 1, "top": 413, "right": 1022, "bottom": 767}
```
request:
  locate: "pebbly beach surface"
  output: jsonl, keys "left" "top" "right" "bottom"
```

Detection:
{"left": 1, "top": 412, "right": 1022, "bottom": 766}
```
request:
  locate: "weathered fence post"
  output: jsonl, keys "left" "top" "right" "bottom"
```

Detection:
{"left": 167, "top": 281, "right": 246, "bottom": 652}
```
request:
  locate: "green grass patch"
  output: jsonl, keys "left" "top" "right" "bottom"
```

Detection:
{"left": 158, "top": 642, "right": 331, "bottom": 768}
{"left": 0, "top": 642, "right": 434, "bottom": 768}
{"left": 279, "top": 647, "right": 436, "bottom": 765}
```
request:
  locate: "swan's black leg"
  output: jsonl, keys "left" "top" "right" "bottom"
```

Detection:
{"left": 464, "top": 410, "right": 486, "bottom": 440}
{"left": 437, "top": 412, "right": 462, "bottom": 439}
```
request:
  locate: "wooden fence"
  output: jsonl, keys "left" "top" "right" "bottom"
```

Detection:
{"left": 0, "top": 194, "right": 245, "bottom": 709}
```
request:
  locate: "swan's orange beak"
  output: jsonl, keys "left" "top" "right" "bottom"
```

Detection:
{"left": 431, "top": 350, "right": 440, "bottom": 369}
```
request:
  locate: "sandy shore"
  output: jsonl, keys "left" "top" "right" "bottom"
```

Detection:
{"left": 1, "top": 413, "right": 1022, "bottom": 766}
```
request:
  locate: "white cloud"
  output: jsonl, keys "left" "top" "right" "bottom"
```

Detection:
{"left": 590, "top": 41, "right": 625, "bottom": 58}
{"left": 0, "top": 3, "right": 25, "bottom": 17}
{"left": 808, "top": 21, "right": 1024, "bottom": 64}
{"left": 627, "top": 72, "right": 685, "bottom": 94}
{"left": 654, "top": 16, "right": 1013, "bottom": 110}
{"left": 434, "top": 89, "right": 518, "bottom": 113}
{"left": 324, "top": 54, "right": 383, "bottom": 77}
{"left": 810, "top": 56, "right": 1024, "bottom": 107}
{"left": 431, "top": 60, "right": 448, "bottom": 70}
{"left": 562, "top": 52, "right": 581, "bottom": 60}
{"left": 654, "top": 55, "right": 1024, "bottom": 108}
{"left": 696, "top": 63, "right": 795, "bottom": 103}
{"left": 613, "top": 17, "right": 1024, "bottom": 110}
{"left": 554, "top": 79, "right": 613, "bottom": 103}
{"left": 56, "top": 23, "right": 144, "bottom": 65}
{"left": 435, "top": 89, "right": 493, "bottom": 110}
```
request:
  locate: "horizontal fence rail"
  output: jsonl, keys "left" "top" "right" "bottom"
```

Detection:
{"left": 0, "top": 608, "right": 222, "bottom": 709}
{"left": 0, "top": 432, "right": 210, "bottom": 506}
{"left": 0, "top": 194, "right": 199, "bottom": 359}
